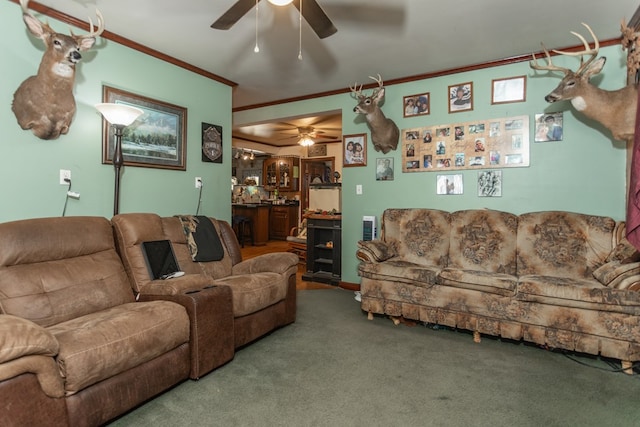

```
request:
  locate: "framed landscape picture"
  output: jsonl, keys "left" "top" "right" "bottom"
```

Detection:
{"left": 101, "top": 86, "right": 187, "bottom": 170}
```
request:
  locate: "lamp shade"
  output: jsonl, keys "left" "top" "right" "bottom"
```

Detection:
{"left": 95, "top": 103, "right": 143, "bottom": 126}
{"left": 267, "top": 0, "right": 293, "bottom": 5}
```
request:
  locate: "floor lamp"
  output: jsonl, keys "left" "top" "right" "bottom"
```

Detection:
{"left": 95, "top": 103, "right": 144, "bottom": 216}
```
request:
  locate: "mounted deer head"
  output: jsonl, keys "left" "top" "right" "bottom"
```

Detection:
{"left": 350, "top": 74, "right": 400, "bottom": 154}
{"left": 12, "top": 0, "right": 104, "bottom": 140}
{"left": 530, "top": 22, "right": 637, "bottom": 142}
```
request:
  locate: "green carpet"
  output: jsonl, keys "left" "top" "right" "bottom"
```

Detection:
{"left": 110, "top": 288, "right": 640, "bottom": 427}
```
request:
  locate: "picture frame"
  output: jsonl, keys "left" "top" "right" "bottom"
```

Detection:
{"left": 376, "top": 157, "right": 394, "bottom": 181}
{"left": 101, "top": 86, "right": 187, "bottom": 170}
{"left": 343, "top": 133, "right": 367, "bottom": 167}
{"left": 436, "top": 174, "right": 463, "bottom": 195}
{"left": 477, "top": 170, "right": 502, "bottom": 197}
{"left": 534, "top": 112, "right": 564, "bottom": 142}
{"left": 448, "top": 82, "right": 473, "bottom": 113}
{"left": 491, "top": 76, "right": 526, "bottom": 105}
{"left": 403, "top": 92, "right": 430, "bottom": 117}
{"left": 201, "top": 122, "right": 222, "bottom": 163}
{"left": 308, "top": 144, "right": 328, "bottom": 157}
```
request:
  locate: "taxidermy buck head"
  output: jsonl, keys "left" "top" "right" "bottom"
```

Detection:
{"left": 12, "top": 0, "right": 104, "bottom": 140}
{"left": 350, "top": 74, "right": 400, "bottom": 154}
{"left": 530, "top": 22, "right": 637, "bottom": 142}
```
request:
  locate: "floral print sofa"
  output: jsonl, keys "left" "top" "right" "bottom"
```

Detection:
{"left": 357, "top": 208, "right": 640, "bottom": 371}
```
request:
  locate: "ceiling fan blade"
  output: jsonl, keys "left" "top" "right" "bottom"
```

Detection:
{"left": 292, "top": 0, "right": 337, "bottom": 39}
{"left": 211, "top": 0, "right": 260, "bottom": 30}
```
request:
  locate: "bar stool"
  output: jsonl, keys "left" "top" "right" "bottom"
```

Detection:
{"left": 232, "top": 215, "right": 254, "bottom": 248}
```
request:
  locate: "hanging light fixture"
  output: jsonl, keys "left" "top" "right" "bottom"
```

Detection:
{"left": 299, "top": 135, "right": 314, "bottom": 147}
{"left": 267, "top": 0, "right": 293, "bottom": 5}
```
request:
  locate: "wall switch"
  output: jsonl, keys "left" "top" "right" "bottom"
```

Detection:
{"left": 356, "top": 184, "right": 363, "bottom": 195}
{"left": 195, "top": 177, "right": 202, "bottom": 188}
{"left": 59, "top": 169, "right": 71, "bottom": 185}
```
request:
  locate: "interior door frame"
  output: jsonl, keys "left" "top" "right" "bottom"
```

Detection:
{"left": 300, "top": 156, "right": 335, "bottom": 212}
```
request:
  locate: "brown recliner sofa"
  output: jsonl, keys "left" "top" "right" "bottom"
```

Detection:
{"left": 0, "top": 216, "right": 191, "bottom": 427}
{"left": 111, "top": 213, "right": 298, "bottom": 356}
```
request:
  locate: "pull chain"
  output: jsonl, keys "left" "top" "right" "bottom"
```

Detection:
{"left": 254, "top": 0, "right": 260, "bottom": 53}
{"left": 298, "top": 0, "right": 303, "bottom": 60}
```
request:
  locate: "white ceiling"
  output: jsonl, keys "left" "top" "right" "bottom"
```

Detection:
{"left": 22, "top": 0, "right": 640, "bottom": 146}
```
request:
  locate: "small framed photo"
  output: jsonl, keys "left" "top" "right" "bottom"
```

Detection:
{"left": 376, "top": 157, "right": 394, "bottom": 181}
{"left": 478, "top": 170, "right": 502, "bottom": 197}
{"left": 491, "top": 76, "right": 526, "bottom": 104}
{"left": 534, "top": 112, "right": 564, "bottom": 142}
{"left": 403, "top": 92, "right": 430, "bottom": 117}
{"left": 343, "top": 133, "right": 367, "bottom": 167}
{"left": 448, "top": 82, "right": 473, "bottom": 113}
{"left": 437, "top": 174, "right": 463, "bottom": 195}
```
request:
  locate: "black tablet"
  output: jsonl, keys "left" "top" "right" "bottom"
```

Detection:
{"left": 141, "top": 240, "right": 181, "bottom": 280}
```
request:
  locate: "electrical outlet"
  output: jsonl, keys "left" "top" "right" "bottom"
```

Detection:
{"left": 59, "top": 169, "right": 71, "bottom": 185}
{"left": 356, "top": 184, "right": 363, "bottom": 195}
{"left": 195, "top": 177, "right": 202, "bottom": 188}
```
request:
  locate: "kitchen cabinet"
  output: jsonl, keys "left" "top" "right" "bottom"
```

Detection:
{"left": 269, "top": 205, "right": 299, "bottom": 240}
{"left": 263, "top": 157, "right": 299, "bottom": 191}
{"left": 232, "top": 204, "right": 270, "bottom": 246}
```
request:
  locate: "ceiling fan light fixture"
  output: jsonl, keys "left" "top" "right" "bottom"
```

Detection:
{"left": 299, "top": 136, "right": 314, "bottom": 147}
{"left": 267, "top": 0, "right": 294, "bottom": 6}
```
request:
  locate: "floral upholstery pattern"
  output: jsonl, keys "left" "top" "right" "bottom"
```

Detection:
{"left": 358, "top": 208, "right": 640, "bottom": 364}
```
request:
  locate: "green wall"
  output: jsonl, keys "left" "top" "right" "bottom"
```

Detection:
{"left": 235, "top": 45, "right": 629, "bottom": 284}
{"left": 0, "top": 0, "right": 232, "bottom": 223}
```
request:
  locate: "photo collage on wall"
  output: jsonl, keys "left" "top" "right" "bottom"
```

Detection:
{"left": 401, "top": 115, "right": 530, "bottom": 173}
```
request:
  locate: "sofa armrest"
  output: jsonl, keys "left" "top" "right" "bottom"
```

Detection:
{"left": 232, "top": 252, "right": 299, "bottom": 275}
{"left": 137, "top": 273, "right": 214, "bottom": 296}
{"left": 0, "top": 316, "right": 63, "bottom": 397}
{"left": 0, "top": 355, "right": 64, "bottom": 398}
{"left": 593, "top": 261, "right": 640, "bottom": 290}
{"left": 356, "top": 240, "right": 397, "bottom": 263}
{"left": 0, "top": 315, "right": 59, "bottom": 363}
{"left": 139, "top": 285, "right": 235, "bottom": 379}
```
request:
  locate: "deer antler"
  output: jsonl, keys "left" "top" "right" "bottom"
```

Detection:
{"left": 368, "top": 74, "right": 384, "bottom": 97}
{"left": 349, "top": 82, "right": 364, "bottom": 100}
{"left": 530, "top": 23, "right": 600, "bottom": 76}
{"left": 551, "top": 23, "right": 599, "bottom": 75}
{"left": 530, "top": 42, "right": 571, "bottom": 74}
{"left": 69, "top": 9, "right": 105, "bottom": 38}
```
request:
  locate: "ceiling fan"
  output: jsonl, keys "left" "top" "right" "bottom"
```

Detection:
{"left": 211, "top": 0, "right": 338, "bottom": 39}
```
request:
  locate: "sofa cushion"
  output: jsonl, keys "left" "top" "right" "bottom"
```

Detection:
{"left": 516, "top": 275, "right": 640, "bottom": 314}
{"left": 438, "top": 268, "right": 517, "bottom": 296}
{"left": 47, "top": 301, "right": 189, "bottom": 395}
{"left": 213, "top": 273, "right": 288, "bottom": 317}
{"left": 0, "top": 217, "right": 135, "bottom": 327}
{"left": 516, "top": 211, "right": 616, "bottom": 279}
{"left": 380, "top": 209, "right": 450, "bottom": 268}
{"left": 0, "top": 315, "right": 59, "bottom": 363}
{"left": 448, "top": 209, "right": 518, "bottom": 274}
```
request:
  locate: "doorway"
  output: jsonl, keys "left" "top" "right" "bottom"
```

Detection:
{"left": 300, "top": 156, "right": 335, "bottom": 212}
